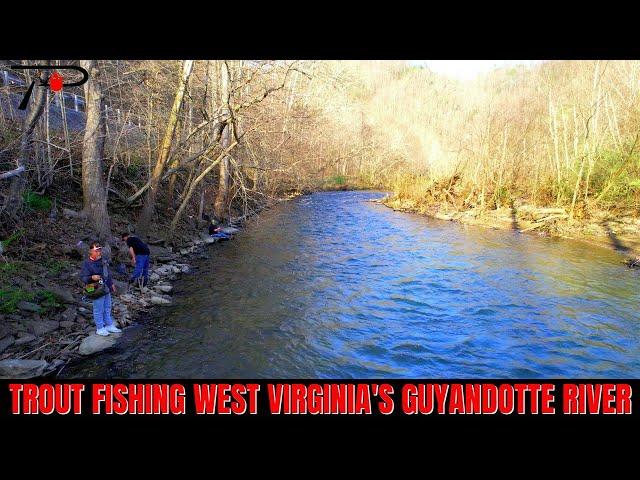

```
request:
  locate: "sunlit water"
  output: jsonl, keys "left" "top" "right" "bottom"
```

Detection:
{"left": 63, "top": 191, "right": 640, "bottom": 378}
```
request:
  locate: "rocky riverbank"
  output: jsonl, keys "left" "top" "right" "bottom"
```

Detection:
{"left": 0, "top": 211, "right": 242, "bottom": 379}
{"left": 381, "top": 196, "right": 640, "bottom": 266}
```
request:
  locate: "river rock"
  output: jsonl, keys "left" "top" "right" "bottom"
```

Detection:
{"left": 78, "top": 334, "right": 118, "bottom": 355}
{"left": 179, "top": 265, "right": 190, "bottom": 274}
{"left": 150, "top": 296, "right": 171, "bottom": 305}
{"left": 0, "top": 323, "right": 17, "bottom": 338}
{"left": 62, "top": 208, "right": 86, "bottom": 219}
{"left": 22, "top": 320, "right": 59, "bottom": 336}
{"left": 49, "top": 359, "right": 65, "bottom": 371}
{"left": 220, "top": 227, "right": 239, "bottom": 234}
{"left": 61, "top": 306, "right": 77, "bottom": 322}
{"left": 200, "top": 233, "right": 218, "bottom": 243}
{"left": 154, "top": 285, "right": 173, "bottom": 293}
{"left": 14, "top": 333, "right": 37, "bottom": 345}
{"left": 149, "top": 245, "right": 171, "bottom": 257}
{"left": 149, "top": 273, "right": 160, "bottom": 282}
{"left": 38, "top": 284, "right": 76, "bottom": 304}
{"left": 59, "top": 321, "right": 75, "bottom": 329}
{"left": 179, "top": 249, "right": 190, "bottom": 256}
{"left": 0, "top": 359, "right": 49, "bottom": 379}
{"left": 154, "top": 266, "right": 170, "bottom": 276}
{"left": 0, "top": 336, "right": 15, "bottom": 354}
{"left": 17, "top": 301, "right": 40, "bottom": 313}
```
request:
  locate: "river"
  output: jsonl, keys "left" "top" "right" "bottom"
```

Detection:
{"left": 62, "top": 191, "right": 640, "bottom": 378}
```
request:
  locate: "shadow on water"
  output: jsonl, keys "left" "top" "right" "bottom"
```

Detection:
{"left": 510, "top": 204, "right": 520, "bottom": 232}
{"left": 602, "top": 220, "right": 632, "bottom": 255}
{"left": 62, "top": 191, "right": 640, "bottom": 379}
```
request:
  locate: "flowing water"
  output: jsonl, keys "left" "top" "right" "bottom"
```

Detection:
{"left": 63, "top": 191, "right": 640, "bottom": 378}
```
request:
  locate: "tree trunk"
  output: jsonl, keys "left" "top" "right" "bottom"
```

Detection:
{"left": 167, "top": 73, "right": 194, "bottom": 210}
{"left": 80, "top": 60, "right": 111, "bottom": 242}
{"left": 214, "top": 61, "right": 232, "bottom": 220}
{"left": 214, "top": 123, "right": 232, "bottom": 219}
{"left": 1, "top": 68, "right": 49, "bottom": 219}
{"left": 137, "top": 60, "right": 194, "bottom": 234}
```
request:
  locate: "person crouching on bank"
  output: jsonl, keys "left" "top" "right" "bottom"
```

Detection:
{"left": 121, "top": 232, "right": 151, "bottom": 286}
{"left": 80, "top": 241, "right": 122, "bottom": 336}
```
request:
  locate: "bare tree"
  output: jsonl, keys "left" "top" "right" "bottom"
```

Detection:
{"left": 214, "top": 61, "right": 233, "bottom": 220}
{"left": 137, "top": 60, "right": 194, "bottom": 234}
{"left": 80, "top": 60, "right": 111, "bottom": 241}
{"left": 1, "top": 68, "right": 49, "bottom": 220}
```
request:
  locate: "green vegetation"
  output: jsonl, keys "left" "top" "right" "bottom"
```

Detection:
{"left": 36, "top": 290, "right": 61, "bottom": 312}
{"left": 0, "top": 287, "right": 34, "bottom": 314}
{"left": 45, "top": 259, "right": 73, "bottom": 275}
{"left": 0, "top": 287, "right": 61, "bottom": 314}
{"left": 0, "top": 262, "right": 20, "bottom": 283}
{"left": 0, "top": 230, "right": 24, "bottom": 253}
{"left": 23, "top": 191, "right": 52, "bottom": 211}
{"left": 328, "top": 175, "right": 346, "bottom": 186}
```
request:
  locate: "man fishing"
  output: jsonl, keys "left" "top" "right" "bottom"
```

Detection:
{"left": 80, "top": 241, "right": 122, "bottom": 336}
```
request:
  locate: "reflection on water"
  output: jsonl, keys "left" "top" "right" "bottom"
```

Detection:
{"left": 63, "top": 191, "right": 640, "bottom": 378}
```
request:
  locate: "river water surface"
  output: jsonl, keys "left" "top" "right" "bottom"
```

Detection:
{"left": 63, "top": 191, "right": 640, "bottom": 378}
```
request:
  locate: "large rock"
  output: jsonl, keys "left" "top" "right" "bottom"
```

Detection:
{"left": 0, "top": 359, "right": 49, "bottom": 379}
{"left": 14, "top": 333, "right": 37, "bottom": 346}
{"left": 22, "top": 320, "right": 59, "bottom": 336}
{"left": 38, "top": 284, "right": 76, "bottom": 304}
{"left": 17, "top": 301, "right": 40, "bottom": 313}
{"left": 0, "top": 336, "right": 15, "bottom": 354}
{"left": 0, "top": 323, "right": 17, "bottom": 339}
{"left": 62, "top": 208, "right": 86, "bottom": 219}
{"left": 220, "top": 227, "right": 239, "bottom": 234}
{"left": 149, "top": 273, "right": 160, "bottom": 282}
{"left": 198, "top": 232, "right": 217, "bottom": 244}
{"left": 154, "top": 285, "right": 173, "bottom": 293}
{"left": 150, "top": 296, "right": 171, "bottom": 305}
{"left": 78, "top": 334, "right": 118, "bottom": 355}
{"left": 149, "top": 245, "right": 171, "bottom": 257}
{"left": 61, "top": 306, "right": 77, "bottom": 322}
{"left": 154, "top": 266, "right": 171, "bottom": 276}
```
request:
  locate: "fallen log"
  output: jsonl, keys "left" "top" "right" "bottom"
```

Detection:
{"left": 0, "top": 166, "right": 25, "bottom": 181}
{"left": 519, "top": 222, "right": 544, "bottom": 233}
